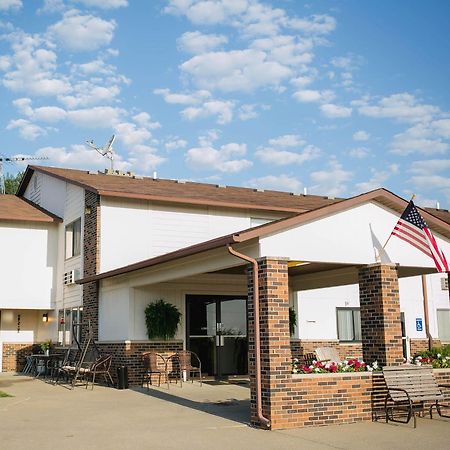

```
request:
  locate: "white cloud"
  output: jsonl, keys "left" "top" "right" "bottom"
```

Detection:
{"left": 3, "top": 32, "right": 71, "bottom": 96}
{"left": 48, "top": 10, "right": 116, "bottom": 51}
{"left": 290, "top": 74, "right": 315, "bottom": 88}
{"left": 432, "top": 119, "right": 450, "bottom": 139}
{"left": 288, "top": 14, "right": 336, "bottom": 35}
{"left": 154, "top": 88, "right": 211, "bottom": 105}
{"left": 186, "top": 141, "right": 251, "bottom": 173}
{"left": 353, "top": 130, "right": 370, "bottom": 141}
{"left": 165, "top": 138, "right": 187, "bottom": 151}
{"left": 13, "top": 97, "right": 67, "bottom": 122}
{"left": 37, "top": 0, "right": 66, "bottom": 14}
{"left": 74, "top": 0, "right": 128, "bottom": 9}
{"left": 354, "top": 168, "right": 394, "bottom": 193}
{"left": 331, "top": 53, "right": 364, "bottom": 70}
{"left": 348, "top": 147, "right": 371, "bottom": 159}
{"left": 268, "top": 134, "right": 305, "bottom": 147}
{"left": 238, "top": 104, "right": 258, "bottom": 120}
{"left": 409, "top": 159, "right": 450, "bottom": 175}
{"left": 6, "top": 118, "right": 46, "bottom": 140}
{"left": 177, "top": 31, "right": 228, "bottom": 54}
{"left": 181, "top": 100, "right": 235, "bottom": 124}
{"left": 255, "top": 144, "right": 320, "bottom": 166}
{"left": 293, "top": 89, "right": 334, "bottom": 103}
{"left": 36, "top": 144, "right": 108, "bottom": 169}
{"left": 247, "top": 174, "right": 302, "bottom": 193}
{"left": 356, "top": 93, "right": 439, "bottom": 123}
{"left": 320, "top": 103, "right": 352, "bottom": 118}
{"left": 390, "top": 123, "right": 449, "bottom": 155}
{"left": 310, "top": 159, "right": 352, "bottom": 197}
{"left": 180, "top": 49, "right": 292, "bottom": 92}
{"left": 114, "top": 122, "right": 152, "bottom": 147}
{"left": 132, "top": 112, "right": 161, "bottom": 129}
{"left": 67, "top": 106, "right": 124, "bottom": 128}
{"left": 0, "top": 0, "right": 22, "bottom": 11}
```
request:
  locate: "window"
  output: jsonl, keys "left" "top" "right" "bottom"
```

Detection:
{"left": 58, "top": 307, "right": 83, "bottom": 346}
{"left": 441, "top": 277, "right": 449, "bottom": 291}
{"left": 437, "top": 309, "right": 450, "bottom": 341}
{"left": 65, "top": 218, "right": 81, "bottom": 258}
{"left": 337, "top": 308, "right": 361, "bottom": 341}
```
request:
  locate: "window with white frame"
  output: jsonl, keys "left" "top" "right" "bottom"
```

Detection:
{"left": 337, "top": 308, "right": 362, "bottom": 341}
{"left": 65, "top": 218, "right": 81, "bottom": 259}
{"left": 437, "top": 309, "right": 450, "bottom": 341}
{"left": 58, "top": 307, "right": 83, "bottom": 346}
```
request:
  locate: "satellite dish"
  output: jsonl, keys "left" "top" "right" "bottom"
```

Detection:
{"left": 86, "top": 135, "right": 116, "bottom": 170}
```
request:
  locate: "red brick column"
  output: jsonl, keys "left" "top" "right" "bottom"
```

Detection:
{"left": 247, "top": 257, "right": 291, "bottom": 429}
{"left": 358, "top": 263, "right": 403, "bottom": 366}
{"left": 83, "top": 190, "right": 101, "bottom": 340}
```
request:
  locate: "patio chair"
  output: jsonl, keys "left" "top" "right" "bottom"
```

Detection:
{"left": 172, "top": 351, "right": 202, "bottom": 386}
{"left": 82, "top": 354, "right": 114, "bottom": 390}
{"left": 142, "top": 352, "right": 168, "bottom": 388}
{"left": 315, "top": 347, "right": 341, "bottom": 363}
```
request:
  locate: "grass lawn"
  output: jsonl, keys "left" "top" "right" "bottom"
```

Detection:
{"left": 0, "top": 390, "right": 12, "bottom": 397}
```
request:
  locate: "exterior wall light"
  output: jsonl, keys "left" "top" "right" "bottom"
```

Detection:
{"left": 84, "top": 206, "right": 92, "bottom": 215}
{"left": 42, "top": 313, "right": 49, "bottom": 323}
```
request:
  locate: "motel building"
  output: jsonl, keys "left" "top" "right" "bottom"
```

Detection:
{"left": 1, "top": 165, "right": 449, "bottom": 429}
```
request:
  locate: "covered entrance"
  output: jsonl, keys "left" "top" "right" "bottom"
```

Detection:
{"left": 186, "top": 295, "right": 248, "bottom": 379}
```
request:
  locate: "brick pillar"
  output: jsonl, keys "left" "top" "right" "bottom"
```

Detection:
{"left": 82, "top": 190, "right": 101, "bottom": 340}
{"left": 247, "top": 257, "right": 291, "bottom": 429}
{"left": 358, "top": 263, "right": 403, "bottom": 366}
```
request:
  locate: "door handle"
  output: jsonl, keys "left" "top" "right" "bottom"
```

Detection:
{"left": 215, "top": 335, "right": 225, "bottom": 347}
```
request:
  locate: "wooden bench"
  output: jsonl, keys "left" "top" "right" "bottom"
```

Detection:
{"left": 383, "top": 365, "right": 450, "bottom": 428}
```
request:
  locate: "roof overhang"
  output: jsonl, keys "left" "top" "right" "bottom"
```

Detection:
{"left": 77, "top": 188, "right": 450, "bottom": 285}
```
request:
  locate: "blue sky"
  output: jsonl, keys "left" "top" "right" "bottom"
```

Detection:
{"left": 1, "top": 0, "right": 450, "bottom": 207}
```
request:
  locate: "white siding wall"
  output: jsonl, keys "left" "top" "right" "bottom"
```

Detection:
{"left": 24, "top": 172, "right": 66, "bottom": 218}
{"left": 98, "top": 274, "right": 247, "bottom": 341}
{"left": 0, "top": 221, "right": 58, "bottom": 309}
{"left": 260, "top": 202, "right": 450, "bottom": 268}
{"left": 295, "top": 273, "right": 450, "bottom": 342}
{"left": 61, "top": 184, "right": 84, "bottom": 309}
{"left": 100, "top": 197, "right": 283, "bottom": 272}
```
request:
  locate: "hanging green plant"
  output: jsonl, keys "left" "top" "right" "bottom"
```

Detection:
{"left": 289, "top": 306, "right": 297, "bottom": 336}
{"left": 145, "top": 299, "right": 181, "bottom": 340}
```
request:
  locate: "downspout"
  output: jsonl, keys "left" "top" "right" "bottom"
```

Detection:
{"left": 227, "top": 245, "right": 270, "bottom": 429}
{"left": 421, "top": 274, "right": 433, "bottom": 351}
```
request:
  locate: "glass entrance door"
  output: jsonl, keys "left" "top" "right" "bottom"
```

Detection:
{"left": 186, "top": 295, "right": 248, "bottom": 378}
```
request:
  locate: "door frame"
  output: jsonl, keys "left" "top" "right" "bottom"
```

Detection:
{"left": 185, "top": 294, "right": 248, "bottom": 379}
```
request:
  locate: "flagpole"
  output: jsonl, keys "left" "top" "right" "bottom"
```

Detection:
{"left": 382, "top": 194, "right": 416, "bottom": 250}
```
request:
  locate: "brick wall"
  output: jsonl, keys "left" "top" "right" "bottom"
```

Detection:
{"left": 83, "top": 190, "right": 101, "bottom": 340}
{"left": 96, "top": 340, "right": 183, "bottom": 386}
{"left": 358, "top": 264, "right": 403, "bottom": 366}
{"left": 2, "top": 343, "right": 33, "bottom": 372}
{"left": 409, "top": 339, "right": 442, "bottom": 357}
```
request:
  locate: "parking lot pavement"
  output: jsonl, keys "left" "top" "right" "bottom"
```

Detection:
{"left": 0, "top": 374, "right": 448, "bottom": 450}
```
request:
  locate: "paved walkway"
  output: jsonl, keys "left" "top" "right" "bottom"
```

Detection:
{"left": 0, "top": 374, "right": 449, "bottom": 450}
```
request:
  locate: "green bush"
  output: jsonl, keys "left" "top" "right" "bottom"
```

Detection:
{"left": 414, "top": 344, "right": 450, "bottom": 369}
{"left": 145, "top": 299, "right": 181, "bottom": 340}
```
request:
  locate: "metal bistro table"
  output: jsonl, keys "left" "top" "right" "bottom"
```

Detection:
{"left": 29, "top": 354, "right": 63, "bottom": 379}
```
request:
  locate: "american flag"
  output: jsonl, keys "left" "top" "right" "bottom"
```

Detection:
{"left": 391, "top": 200, "right": 449, "bottom": 273}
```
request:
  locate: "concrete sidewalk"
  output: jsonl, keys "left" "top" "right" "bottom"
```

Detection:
{"left": 0, "top": 374, "right": 448, "bottom": 450}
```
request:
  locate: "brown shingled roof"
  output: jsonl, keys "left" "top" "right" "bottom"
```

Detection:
{"left": 19, "top": 165, "right": 341, "bottom": 214}
{"left": 425, "top": 208, "right": 450, "bottom": 225}
{"left": 0, "top": 195, "right": 61, "bottom": 223}
{"left": 78, "top": 188, "right": 450, "bottom": 285}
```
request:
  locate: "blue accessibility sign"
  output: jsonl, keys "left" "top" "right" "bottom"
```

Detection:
{"left": 416, "top": 318, "right": 423, "bottom": 332}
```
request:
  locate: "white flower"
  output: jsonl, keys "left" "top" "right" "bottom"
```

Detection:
{"left": 416, "top": 361, "right": 422, "bottom": 366}
{"left": 292, "top": 368, "right": 298, "bottom": 374}
{"left": 367, "top": 366, "right": 373, "bottom": 372}
{"left": 372, "top": 361, "right": 379, "bottom": 369}
{"left": 294, "top": 358, "right": 299, "bottom": 362}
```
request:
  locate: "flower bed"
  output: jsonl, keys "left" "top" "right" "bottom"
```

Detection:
{"left": 292, "top": 358, "right": 379, "bottom": 374}
{"left": 413, "top": 344, "right": 450, "bottom": 369}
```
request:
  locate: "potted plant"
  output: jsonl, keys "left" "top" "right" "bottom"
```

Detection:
{"left": 40, "top": 340, "right": 52, "bottom": 356}
{"left": 145, "top": 299, "right": 181, "bottom": 340}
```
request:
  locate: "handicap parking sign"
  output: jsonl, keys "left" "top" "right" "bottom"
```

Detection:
{"left": 416, "top": 318, "right": 423, "bottom": 332}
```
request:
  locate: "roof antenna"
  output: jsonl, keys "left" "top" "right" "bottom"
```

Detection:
{"left": 303, "top": 187, "right": 308, "bottom": 196}
{"left": 0, "top": 156, "right": 48, "bottom": 194}
{"left": 86, "top": 135, "right": 116, "bottom": 171}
